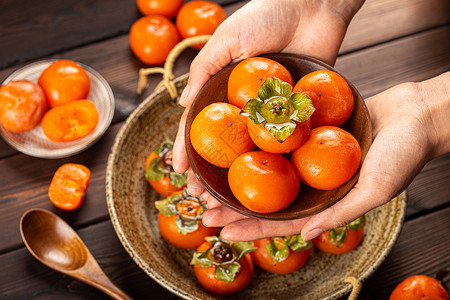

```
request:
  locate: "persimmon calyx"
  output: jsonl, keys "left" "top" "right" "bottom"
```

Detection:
{"left": 346, "top": 215, "right": 365, "bottom": 230}
{"left": 155, "top": 188, "right": 207, "bottom": 235}
{"left": 266, "top": 235, "right": 312, "bottom": 263}
{"left": 241, "top": 76, "right": 315, "bottom": 142}
{"left": 191, "top": 236, "right": 256, "bottom": 282}
{"left": 329, "top": 215, "right": 366, "bottom": 247}
{"left": 145, "top": 139, "right": 187, "bottom": 186}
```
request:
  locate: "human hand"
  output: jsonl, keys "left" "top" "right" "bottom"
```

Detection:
{"left": 172, "top": 0, "right": 365, "bottom": 186}
{"left": 201, "top": 71, "right": 450, "bottom": 241}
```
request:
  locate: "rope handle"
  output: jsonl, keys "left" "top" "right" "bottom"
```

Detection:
{"left": 137, "top": 35, "right": 212, "bottom": 101}
{"left": 346, "top": 276, "right": 362, "bottom": 300}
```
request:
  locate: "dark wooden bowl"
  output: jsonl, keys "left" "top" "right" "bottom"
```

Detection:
{"left": 185, "top": 53, "right": 372, "bottom": 220}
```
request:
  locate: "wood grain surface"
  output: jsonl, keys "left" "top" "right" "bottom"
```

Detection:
{"left": 0, "top": 0, "right": 449, "bottom": 299}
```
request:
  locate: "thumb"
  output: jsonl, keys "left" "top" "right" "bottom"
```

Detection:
{"left": 300, "top": 178, "right": 388, "bottom": 242}
{"left": 178, "top": 25, "right": 234, "bottom": 107}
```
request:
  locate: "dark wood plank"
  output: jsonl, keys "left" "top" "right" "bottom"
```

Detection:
{"left": 0, "top": 219, "right": 178, "bottom": 300}
{"left": 362, "top": 207, "right": 450, "bottom": 299}
{"left": 0, "top": 122, "right": 122, "bottom": 254}
{"left": 406, "top": 154, "right": 450, "bottom": 217}
{"left": 0, "top": 0, "right": 247, "bottom": 70}
{"left": 342, "top": 0, "right": 450, "bottom": 53}
{"left": 336, "top": 25, "right": 450, "bottom": 98}
{"left": 0, "top": 0, "right": 140, "bottom": 69}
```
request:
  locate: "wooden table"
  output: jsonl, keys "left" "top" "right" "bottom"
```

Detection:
{"left": 1, "top": 0, "right": 449, "bottom": 299}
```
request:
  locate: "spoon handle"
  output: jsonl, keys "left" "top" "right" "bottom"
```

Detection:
{"left": 77, "top": 258, "right": 133, "bottom": 300}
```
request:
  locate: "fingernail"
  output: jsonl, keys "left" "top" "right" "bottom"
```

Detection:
{"left": 178, "top": 85, "right": 190, "bottom": 106}
{"left": 303, "top": 228, "right": 322, "bottom": 241}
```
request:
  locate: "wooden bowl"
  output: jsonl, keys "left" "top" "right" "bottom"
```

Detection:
{"left": 185, "top": 53, "right": 372, "bottom": 220}
{"left": 105, "top": 74, "right": 406, "bottom": 300}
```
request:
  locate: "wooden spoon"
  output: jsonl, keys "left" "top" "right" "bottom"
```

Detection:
{"left": 20, "top": 208, "right": 132, "bottom": 300}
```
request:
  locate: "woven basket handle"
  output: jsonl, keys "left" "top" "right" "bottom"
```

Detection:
{"left": 137, "top": 35, "right": 212, "bottom": 101}
{"left": 346, "top": 276, "right": 362, "bottom": 300}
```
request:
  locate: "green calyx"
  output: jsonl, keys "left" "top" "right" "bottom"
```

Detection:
{"left": 241, "top": 77, "right": 315, "bottom": 142}
{"left": 329, "top": 215, "right": 366, "bottom": 247}
{"left": 154, "top": 188, "right": 207, "bottom": 235}
{"left": 266, "top": 235, "right": 312, "bottom": 264}
{"left": 191, "top": 236, "right": 256, "bottom": 283}
{"left": 145, "top": 138, "right": 187, "bottom": 187}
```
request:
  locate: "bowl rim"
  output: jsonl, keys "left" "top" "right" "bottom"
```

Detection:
{"left": 0, "top": 59, "right": 115, "bottom": 159}
{"left": 185, "top": 53, "right": 372, "bottom": 220}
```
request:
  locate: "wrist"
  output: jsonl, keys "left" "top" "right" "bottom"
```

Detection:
{"left": 419, "top": 72, "right": 450, "bottom": 158}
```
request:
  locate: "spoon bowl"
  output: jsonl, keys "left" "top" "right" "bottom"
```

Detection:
{"left": 20, "top": 208, "right": 131, "bottom": 300}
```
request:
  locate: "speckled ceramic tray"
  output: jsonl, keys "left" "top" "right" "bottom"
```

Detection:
{"left": 106, "top": 74, "right": 407, "bottom": 300}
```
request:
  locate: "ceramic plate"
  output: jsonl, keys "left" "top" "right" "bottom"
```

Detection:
{"left": 0, "top": 59, "right": 114, "bottom": 158}
{"left": 106, "top": 74, "right": 407, "bottom": 300}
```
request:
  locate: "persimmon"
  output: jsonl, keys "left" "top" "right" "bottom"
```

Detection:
{"left": 293, "top": 70, "right": 353, "bottom": 128}
{"left": 48, "top": 163, "right": 91, "bottom": 211}
{"left": 228, "top": 151, "right": 299, "bottom": 213}
{"left": 0, "top": 80, "right": 47, "bottom": 132}
{"left": 312, "top": 216, "right": 365, "bottom": 254}
{"left": 38, "top": 60, "right": 90, "bottom": 108}
{"left": 228, "top": 57, "right": 293, "bottom": 109}
{"left": 156, "top": 189, "right": 219, "bottom": 249}
{"left": 145, "top": 139, "right": 187, "bottom": 196}
{"left": 129, "top": 15, "right": 179, "bottom": 65}
{"left": 158, "top": 213, "right": 218, "bottom": 249}
{"left": 247, "top": 118, "right": 311, "bottom": 154}
{"left": 291, "top": 126, "right": 361, "bottom": 190}
{"left": 191, "top": 237, "right": 255, "bottom": 295}
{"left": 176, "top": 1, "right": 226, "bottom": 49}
{"left": 251, "top": 235, "right": 312, "bottom": 274}
{"left": 41, "top": 100, "right": 99, "bottom": 142}
{"left": 390, "top": 275, "right": 449, "bottom": 300}
{"left": 136, "top": 0, "right": 183, "bottom": 19}
{"left": 190, "top": 102, "right": 255, "bottom": 168}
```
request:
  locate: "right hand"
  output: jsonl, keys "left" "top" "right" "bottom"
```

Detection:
{"left": 173, "top": 0, "right": 365, "bottom": 195}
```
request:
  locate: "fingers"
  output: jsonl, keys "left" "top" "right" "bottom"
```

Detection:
{"left": 299, "top": 184, "right": 380, "bottom": 241}
{"left": 220, "top": 217, "right": 309, "bottom": 242}
{"left": 172, "top": 108, "right": 190, "bottom": 173}
{"left": 202, "top": 205, "right": 249, "bottom": 228}
{"left": 178, "top": 26, "right": 234, "bottom": 107}
{"left": 187, "top": 168, "right": 204, "bottom": 196}
{"left": 201, "top": 191, "right": 222, "bottom": 209}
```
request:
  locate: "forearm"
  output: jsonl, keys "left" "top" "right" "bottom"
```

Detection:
{"left": 419, "top": 71, "right": 450, "bottom": 158}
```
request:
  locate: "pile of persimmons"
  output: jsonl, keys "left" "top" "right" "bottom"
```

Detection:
{"left": 0, "top": 59, "right": 98, "bottom": 142}
{"left": 190, "top": 57, "right": 362, "bottom": 213}
{"left": 130, "top": 0, "right": 226, "bottom": 65}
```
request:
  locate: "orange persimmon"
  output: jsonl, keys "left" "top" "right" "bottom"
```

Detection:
{"left": 38, "top": 60, "right": 90, "bottom": 108}
{"left": 48, "top": 163, "right": 91, "bottom": 211}
{"left": 176, "top": 1, "right": 226, "bottom": 49}
{"left": 0, "top": 80, "right": 47, "bottom": 132}
{"left": 228, "top": 151, "right": 299, "bottom": 213}
{"left": 190, "top": 102, "right": 255, "bottom": 168}
{"left": 41, "top": 100, "right": 99, "bottom": 142}
{"left": 247, "top": 118, "right": 310, "bottom": 154}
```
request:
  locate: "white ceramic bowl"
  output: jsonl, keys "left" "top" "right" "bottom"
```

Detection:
{"left": 0, "top": 59, "right": 114, "bottom": 158}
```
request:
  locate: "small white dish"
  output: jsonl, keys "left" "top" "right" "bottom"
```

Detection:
{"left": 0, "top": 59, "right": 115, "bottom": 158}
